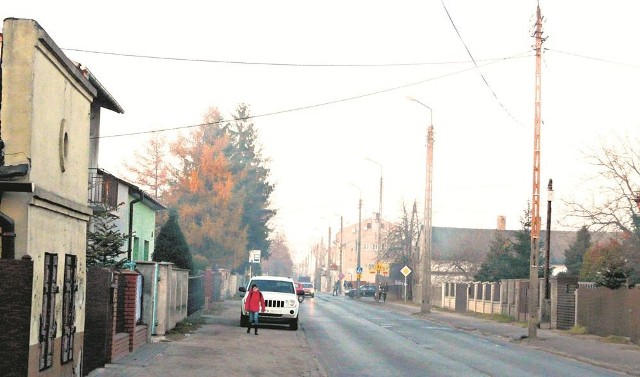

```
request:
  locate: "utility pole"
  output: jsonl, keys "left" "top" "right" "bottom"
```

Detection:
{"left": 339, "top": 215, "right": 344, "bottom": 293}
{"left": 528, "top": 3, "right": 546, "bottom": 339}
{"left": 407, "top": 96, "right": 434, "bottom": 315}
{"left": 422, "top": 124, "right": 434, "bottom": 314}
{"left": 542, "top": 179, "right": 554, "bottom": 324}
{"left": 356, "top": 196, "right": 362, "bottom": 299}
{"left": 327, "top": 226, "right": 331, "bottom": 293}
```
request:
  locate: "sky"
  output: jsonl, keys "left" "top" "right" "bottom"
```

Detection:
{"left": 2, "top": 1, "right": 640, "bottom": 262}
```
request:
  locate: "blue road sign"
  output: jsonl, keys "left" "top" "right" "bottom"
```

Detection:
{"left": 356, "top": 266, "right": 363, "bottom": 274}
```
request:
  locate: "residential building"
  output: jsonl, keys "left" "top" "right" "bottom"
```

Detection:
{"left": 88, "top": 168, "right": 165, "bottom": 263}
{"left": 0, "top": 18, "right": 122, "bottom": 376}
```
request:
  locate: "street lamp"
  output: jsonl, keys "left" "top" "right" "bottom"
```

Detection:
{"left": 543, "top": 179, "right": 553, "bottom": 322}
{"left": 407, "top": 96, "right": 434, "bottom": 315}
{"left": 349, "top": 183, "right": 363, "bottom": 299}
{"left": 365, "top": 157, "right": 384, "bottom": 294}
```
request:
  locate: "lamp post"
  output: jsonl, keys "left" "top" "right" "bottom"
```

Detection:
{"left": 365, "top": 157, "right": 384, "bottom": 295}
{"left": 350, "top": 183, "right": 363, "bottom": 299}
{"left": 542, "top": 179, "right": 554, "bottom": 324}
{"left": 408, "top": 97, "right": 433, "bottom": 315}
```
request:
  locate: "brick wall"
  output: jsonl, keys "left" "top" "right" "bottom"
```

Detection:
{"left": 83, "top": 267, "right": 113, "bottom": 375}
{"left": 0, "top": 258, "right": 33, "bottom": 377}
{"left": 121, "top": 271, "right": 147, "bottom": 352}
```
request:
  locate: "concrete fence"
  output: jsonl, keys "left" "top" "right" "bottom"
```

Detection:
{"left": 136, "top": 262, "right": 189, "bottom": 338}
{"left": 576, "top": 285, "right": 640, "bottom": 343}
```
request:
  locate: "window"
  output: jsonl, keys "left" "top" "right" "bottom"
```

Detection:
{"left": 39, "top": 253, "right": 58, "bottom": 370}
{"left": 143, "top": 240, "right": 150, "bottom": 261}
{"left": 61, "top": 255, "right": 77, "bottom": 364}
{"left": 133, "top": 237, "right": 140, "bottom": 260}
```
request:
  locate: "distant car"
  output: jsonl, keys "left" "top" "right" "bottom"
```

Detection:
{"left": 360, "top": 284, "right": 377, "bottom": 297}
{"left": 301, "top": 282, "right": 315, "bottom": 297}
{"left": 345, "top": 284, "right": 376, "bottom": 298}
{"left": 295, "top": 282, "right": 305, "bottom": 302}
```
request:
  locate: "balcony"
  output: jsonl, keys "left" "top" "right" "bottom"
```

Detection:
{"left": 88, "top": 173, "right": 118, "bottom": 209}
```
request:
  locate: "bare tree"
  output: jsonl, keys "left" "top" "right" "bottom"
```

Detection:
{"left": 123, "top": 132, "right": 172, "bottom": 200}
{"left": 564, "top": 134, "right": 640, "bottom": 284}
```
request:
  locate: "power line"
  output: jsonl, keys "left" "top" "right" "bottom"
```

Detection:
{"left": 440, "top": 0, "right": 525, "bottom": 127}
{"left": 545, "top": 48, "right": 640, "bottom": 69}
{"left": 64, "top": 47, "right": 518, "bottom": 68}
{"left": 93, "top": 51, "right": 532, "bottom": 140}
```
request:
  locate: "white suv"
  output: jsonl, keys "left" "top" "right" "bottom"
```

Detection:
{"left": 239, "top": 276, "right": 299, "bottom": 330}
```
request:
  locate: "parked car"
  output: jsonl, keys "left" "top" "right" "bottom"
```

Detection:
{"left": 301, "top": 282, "right": 315, "bottom": 298}
{"left": 345, "top": 284, "right": 376, "bottom": 298}
{"left": 359, "top": 284, "right": 377, "bottom": 297}
{"left": 295, "top": 282, "right": 305, "bottom": 302}
{"left": 239, "top": 276, "right": 299, "bottom": 330}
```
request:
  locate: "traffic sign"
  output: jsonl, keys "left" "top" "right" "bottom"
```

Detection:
{"left": 400, "top": 265, "right": 412, "bottom": 277}
{"left": 356, "top": 266, "right": 363, "bottom": 274}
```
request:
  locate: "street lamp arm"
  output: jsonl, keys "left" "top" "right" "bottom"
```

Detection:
{"left": 407, "top": 96, "right": 433, "bottom": 125}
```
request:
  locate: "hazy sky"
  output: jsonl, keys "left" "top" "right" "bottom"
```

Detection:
{"left": 3, "top": 1, "right": 639, "bottom": 261}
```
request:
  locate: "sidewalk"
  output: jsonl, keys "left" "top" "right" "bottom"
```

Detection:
{"left": 375, "top": 297, "right": 640, "bottom": 376}
{"left": 86, "top": 300, "right": 327, "bottom": 377}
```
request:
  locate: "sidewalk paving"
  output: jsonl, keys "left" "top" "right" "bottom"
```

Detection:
{"left": 86, "top": 300, "right": 327, "bottom": 377}
{"left": 376, "top": 297, "right": 640, "bottom": 376}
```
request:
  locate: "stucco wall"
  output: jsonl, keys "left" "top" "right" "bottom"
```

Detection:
{"left": 130, "top": 196, "right": 157, "bottom": 261}
{"left": 1, "top": 18, "right": 96, "bottom": 376}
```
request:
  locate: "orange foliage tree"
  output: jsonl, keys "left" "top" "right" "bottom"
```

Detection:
{"left": 163, "top": 108, "right": 248, "bottom": 271}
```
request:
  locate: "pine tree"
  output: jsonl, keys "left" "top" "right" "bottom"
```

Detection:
{"left": 153, "top": 209, "right": 193, "bottom": 273}
{"left": 225, "top": 104, "right": 275, "bottom": 261}
{"left": 474, "top": 204, "right": 534, "bottom": 281}
{"left": 87, "top": 205, "right": 128, "bottom": 267}
{"left": 564, "top": 226, "right": 591, "bottom": 276}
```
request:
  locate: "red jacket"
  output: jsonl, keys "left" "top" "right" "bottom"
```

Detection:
{"left": 244, "top": 289, "right": 266, "bottom": 312}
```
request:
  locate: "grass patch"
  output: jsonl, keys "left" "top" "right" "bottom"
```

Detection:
{"left": 566, "top": 325, "right": 587, "bottom": 335}
{"left": 464, "top": 311, "right": 517, "bottom": 323}
{"left": 166, "top": 315, "right": 206, "bottom": 337}
{"left": 601, "top": 335, "right": 632, "bottom": 344}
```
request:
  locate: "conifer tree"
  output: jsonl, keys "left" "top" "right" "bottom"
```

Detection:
{"left": 564, "top": 226, "right": 591, "bottom": 276}
{"left": 153, "top": 209, "right": 193, "bottom": 273}
{"left": 87, "top": 204, "right": 128, "bottom": 267}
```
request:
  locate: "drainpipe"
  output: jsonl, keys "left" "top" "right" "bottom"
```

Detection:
{"left": 0, "top": 211, "right": 15, "bottom": 259}
{"left": 152, "top": 262, "right": 159, "bottom": 335}
{"left": 127, "top": 190, "right": 143, "bottom": 262}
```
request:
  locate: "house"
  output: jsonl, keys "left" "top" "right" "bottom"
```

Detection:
{"left": 0, "top": 18, "right": 123, "bottom": 376}
{"left": 88, "top": 168, "right": 165, "bottom": 263}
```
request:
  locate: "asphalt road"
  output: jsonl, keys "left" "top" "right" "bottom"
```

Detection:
{"left": 303, "top": 293, "right": 626, "bottom": 377}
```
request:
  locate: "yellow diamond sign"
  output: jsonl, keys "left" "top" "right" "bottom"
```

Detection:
{"left": 400, "top": 265, "right": 412, "bottom": 277}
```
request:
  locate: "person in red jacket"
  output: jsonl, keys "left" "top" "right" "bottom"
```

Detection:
{"left": 244, "top": 284, "right": 266, "bottom": 335}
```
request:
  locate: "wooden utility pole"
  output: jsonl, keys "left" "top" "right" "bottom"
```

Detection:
{"left": 528, "top": 3, "right": 545, "bottom": 339}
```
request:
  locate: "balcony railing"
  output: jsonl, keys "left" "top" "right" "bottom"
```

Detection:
{"left": 88, "top": 173, "right": 118, "bottom": 208}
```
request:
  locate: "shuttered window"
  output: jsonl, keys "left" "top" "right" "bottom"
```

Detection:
{"left": 39, "top": 253, "right": 58, "bottom": 370}
{"left": 61, "top": 255, "right": 77, "bottom": 364}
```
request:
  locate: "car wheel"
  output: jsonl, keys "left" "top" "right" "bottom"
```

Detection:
{"left": 289, "top": 317, "right": 298, "bottom": 331}
{"left": 311, "top": 293, "right": 314, "bottom": 298}
{"left": 240, "top": 313, "right": 248, "bottom": 327}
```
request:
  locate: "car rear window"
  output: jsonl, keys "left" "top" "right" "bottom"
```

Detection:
{"left": 250, "top": 280, "right": 294, "bottom": 294}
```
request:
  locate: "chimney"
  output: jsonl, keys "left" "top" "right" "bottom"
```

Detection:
{"left": 497, "top": 216, "right": 506, "bottom": 230}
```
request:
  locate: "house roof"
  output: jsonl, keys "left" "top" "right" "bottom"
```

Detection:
{"left": 96, "top": 168, "right": 165, "bottom": 211}
{"left": 432, "top": 226, "right": 615, "bottom": 264}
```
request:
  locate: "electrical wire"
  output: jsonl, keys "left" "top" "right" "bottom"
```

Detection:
{"left": 440, "top": 0, "right": 525, "bottom": 127}
{"left": 545, "top": 48, "right": 640, "bottom": 69}
{"left": 92, "top": 51, "right": 532, "bottom": 140}
{"left": 64, "top": 47, "right": 518, "bottom": 68}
